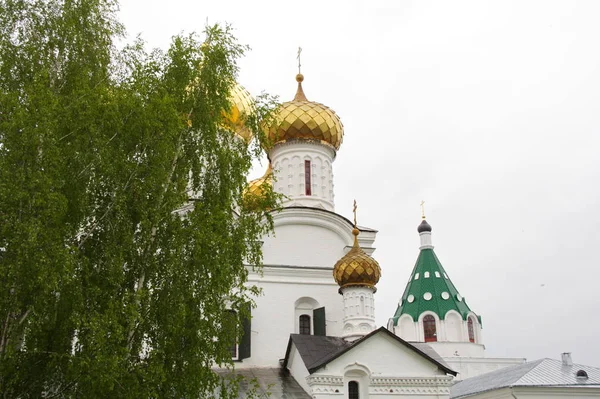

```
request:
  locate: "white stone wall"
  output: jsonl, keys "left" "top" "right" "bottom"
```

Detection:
{"left": 394, "top": 310, "right": 525, "bottom": 380}
{"left": 240, "top": 266, "right": 344, "bottom": 367}
{"left": 261, "top": 207, "right": 377, "bottom": 268}
{"left": 270, "top": 140, "right": 336, "bottom": 211}
{"left": 395, "top": 311, "right": 483, "bottom": 347}
{"left": 238, "top": 208, "right": 378, "bottom": 368}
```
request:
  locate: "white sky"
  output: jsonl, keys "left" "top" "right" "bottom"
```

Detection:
{"left": 118, "top": 0, "right": 600, "bottom": 367}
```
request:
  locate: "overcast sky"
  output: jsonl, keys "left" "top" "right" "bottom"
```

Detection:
{"left": 118, "top": 0, "right": 600, "bottom": 367}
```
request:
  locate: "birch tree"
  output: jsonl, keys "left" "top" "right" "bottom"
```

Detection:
{"left": 0, "top": 0, "right": 277, "bottom": 397}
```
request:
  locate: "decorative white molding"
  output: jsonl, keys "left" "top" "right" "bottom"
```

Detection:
{"left": 306, "top": 375, "right": 344, "bottom": 386}
{"left": 370, "top": 376, "right": 454, "bottom": 386}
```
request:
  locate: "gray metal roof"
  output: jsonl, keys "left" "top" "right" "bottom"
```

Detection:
{"left": 410, "top": 342, "right": 452, "bottom": 370}
{"left": 215, "top": 367, "right": 311, "bottom": 399}
{"left": 286, "top": 334, "right": 352, "bottom": 370}
{"left": 451, "top": 358, "right": 600, "bottom": 398}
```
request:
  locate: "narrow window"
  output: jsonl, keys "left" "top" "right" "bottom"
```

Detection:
{"left": 468, "top": 317, "right": 475, "bottom": 343}
{"left": 299, "top": 314, "right": 311, "bottom": 335}
{"left": 423, "top": 315, "right": 437, "bottom": 342}
{"left": 304, "top": 160, "right": 312, "bottom": 196}
{"left": 348, "top": 381, "right": 359, "bottom": 399}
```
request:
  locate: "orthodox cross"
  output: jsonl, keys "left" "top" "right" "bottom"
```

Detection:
{"left": 297, "top": 47, "right": 302, "bottom": 74}
{"left": 353, "top": 199, "right": 358, "bottom": 227}
{"left": 420, "top": 200, "right": 426, "bottom": 220}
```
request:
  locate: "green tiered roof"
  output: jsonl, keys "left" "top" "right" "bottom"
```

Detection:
{"left": 392, "top": 225, "right": 479, "bottom": 325}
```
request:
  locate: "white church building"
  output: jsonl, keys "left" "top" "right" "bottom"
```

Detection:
{"left": 216, "top": 72, "right": 600, "bottom": 399}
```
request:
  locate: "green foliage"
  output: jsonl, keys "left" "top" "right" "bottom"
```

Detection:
{"left": 0, "top": 0, "right": 278, "bottom": 397}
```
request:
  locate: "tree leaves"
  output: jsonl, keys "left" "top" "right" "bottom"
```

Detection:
{"left": 0, "top": 1, "right": 277, "bottom": 397}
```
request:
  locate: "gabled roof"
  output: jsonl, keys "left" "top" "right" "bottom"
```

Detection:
{"left": 392, "top": 248, "right": 476, "bottom": 323}
{"left": 451, "top": 358, "right": 600, "bottom": 398}
{"left": 282, "top": 334, "right": 352, "bottom": 371}
{"left": 283, "top": 327, "right": 457, "bottom": 376}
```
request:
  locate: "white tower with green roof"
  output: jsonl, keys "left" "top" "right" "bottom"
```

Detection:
{"left": 389, "top": 217, "right": 525, "bottom": 380}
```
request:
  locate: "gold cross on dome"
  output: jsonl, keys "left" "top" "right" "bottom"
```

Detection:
{"left": 420, "top": 200, "right": 426, "bottom": 220}
{"left": 353, "top": 199, "right": 358, "bottom": 227}
{"left": 297, "top": 47, "right": 302, "bottom": 74}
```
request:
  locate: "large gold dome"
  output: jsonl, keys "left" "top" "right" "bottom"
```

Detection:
{"left": 223, "top": 84, "right": 254, "bottom": 142}
{"left": 266, "top": 74, "right": 344, "bottom": 150}
{"left": 333, "top": 228, "right": 381, "bottom": 292}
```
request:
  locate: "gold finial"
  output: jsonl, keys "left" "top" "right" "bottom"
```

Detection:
{"left": 352, "top": 200, "right": 360, "bottom": 241}
{"left": 294, "top": 47, "right": 307, "bottom": 100}
{"left": 420, "top": 200, "right": 426, "bottom": 220}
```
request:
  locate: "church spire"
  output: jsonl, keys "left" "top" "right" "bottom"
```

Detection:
{"left": 418, "top": 201, "right": 433, "bottom": 249}
{"left": 391, "top": 216, "right": 482, "bottom": 346}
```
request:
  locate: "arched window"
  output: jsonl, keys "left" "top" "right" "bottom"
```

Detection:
{"left": 348, "top": 381, "right": 359, "bottom": 399}
{"left": 299, "top": 314, "right": 311, "bottom": 335}
{"left": 468, "top": 317, "right": 475, "bottom": 343}
{"left": 423, "top": 315, "right": 437, "bottom": 342}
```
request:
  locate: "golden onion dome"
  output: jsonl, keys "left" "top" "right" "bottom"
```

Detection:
{"left": 245, "top": 164, "right": 273, "bottom": 198}
{"left": 333, "top": 225, "right": 381, "bottom": 293}
{"left": 222, "top": 84, "right": 255, "bottom": 142}
{"left": 266, "top": 74, "right": 344, "bottom": 150}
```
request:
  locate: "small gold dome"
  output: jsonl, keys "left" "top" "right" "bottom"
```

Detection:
{"left": 223, "top": 84, "right": 255, "bottom": 142}
{"left": 245, "top": 164, "right": 273, "bottom": 198}
{"left": 333, "top": 228, "right": 381, "bottom": 292}
{"left": 266, "top": 74, "right": 344, "bottom": 150}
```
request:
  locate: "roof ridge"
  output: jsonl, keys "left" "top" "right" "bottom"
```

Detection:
{"left": 307, "top": 328, "right": 456, "bottom": 376}
{"left": 542, "top": 357, "right": 600, "bottom": 371}
{"left": 513, "top": 358, "right": 547, "bottom": 385}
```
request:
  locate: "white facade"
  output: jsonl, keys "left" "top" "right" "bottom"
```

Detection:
{"left": 286, "top": 330, "right": 454, "bottom": 399}
{"left": 238, "top": 207, "right": 376, "bottom": 368}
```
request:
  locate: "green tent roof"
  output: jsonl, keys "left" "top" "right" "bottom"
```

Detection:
{"left": 392, "top": 247, "right": 479, "bottom": 325}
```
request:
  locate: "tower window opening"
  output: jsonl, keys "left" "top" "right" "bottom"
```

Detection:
{"left": 468, "top": 316, "right": 475, "bottom": 343}
{"left": 299, "top": 314, "right": 311, "bottom": 335}
{"left": 423, "top": 315, "right": 437, "bottom": 342}
{"left": 348, "top": 381, "right": 359, "bottom": 399}
{"left": 304, "top": 160, "right": 312, "bottom": 196}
